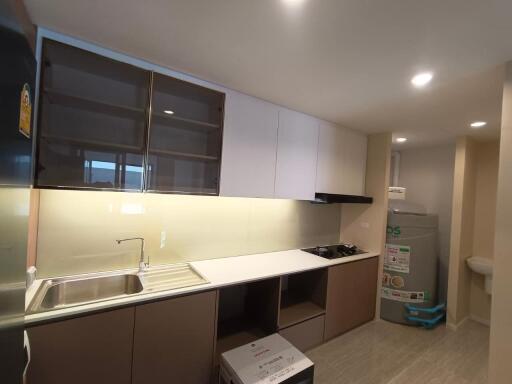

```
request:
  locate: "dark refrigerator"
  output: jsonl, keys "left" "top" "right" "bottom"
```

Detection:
{"left": 0, "top": 1, "right": 36, "bottom": 383}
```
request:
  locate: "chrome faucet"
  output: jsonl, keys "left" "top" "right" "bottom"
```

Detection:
{"left": 116, "top": 237, "right": 149, "bottom": 273}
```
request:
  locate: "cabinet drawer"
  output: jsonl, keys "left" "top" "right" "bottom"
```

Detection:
{"left": 279, "top": 315, "right": 325, "bottom": 352}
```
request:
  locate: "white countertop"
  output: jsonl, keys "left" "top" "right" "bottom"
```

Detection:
{"left": 25, "top": 249, "right": 379, "bottom": 326}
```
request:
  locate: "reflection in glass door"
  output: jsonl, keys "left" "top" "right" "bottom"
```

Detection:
{"left": 36, "top": 39, "right": 150, "bottom": 190}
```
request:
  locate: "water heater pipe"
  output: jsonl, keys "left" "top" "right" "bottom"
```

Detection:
{"left": 392, "top": 151, "right": 400, "bottom": 187}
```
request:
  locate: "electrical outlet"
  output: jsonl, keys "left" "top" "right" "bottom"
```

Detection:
{"left": 160, "top": 231, "right": 166, "bottom": 248}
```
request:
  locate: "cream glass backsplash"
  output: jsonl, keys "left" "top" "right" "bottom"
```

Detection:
{"left": 36, "top": 190, "right": 341, "bottom": 277}
{"left": 0, "top": 188, "right": 30, "bottom": 284}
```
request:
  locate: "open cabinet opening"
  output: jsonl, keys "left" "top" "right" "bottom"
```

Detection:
{"left": 278, "top": 269, "right": 327, "bottom": 329}
{"left": 215, "top": 278, "right": 280, "bottom": 363}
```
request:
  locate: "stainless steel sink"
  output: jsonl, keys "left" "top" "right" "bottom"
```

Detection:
{"left": 28, "top": 273, "right": 144, "bottom": 313}
{"left": 27, "top": 263, "right": 208, "bottom": 314}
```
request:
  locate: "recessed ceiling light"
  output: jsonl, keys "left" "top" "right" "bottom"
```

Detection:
{"left": 411, "top": 72, "right": 433, "bottom": 88}
{"left": 163, "top": 110, "right": 174, "bottom": 115}
{"left": 282, "top": 0, "right": 306, "bottom": 6}
{"left": 396, "top": 137, "right": 408, "bottom": 143}
{"left": 470, "top": 121, "right": 487, "bottom": 128}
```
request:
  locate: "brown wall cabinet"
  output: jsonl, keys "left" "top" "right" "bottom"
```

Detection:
{"left": 26, "top": 308, "right": 135, "bottom": 384}
{"left": 324, "top": 257, "right": 379, "bottom": 340}
{"left": 35, "top": 39, "right": 224, "bottom": 195}
{"left": 132, "top": 290, "right": 217, "bottom": 384}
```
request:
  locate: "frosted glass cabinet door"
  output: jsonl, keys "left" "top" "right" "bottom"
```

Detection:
{"left": 35, "top": 39, "right": 149, "bottom": 191}
{"left": 220, "top": 91, "right": 279, "bottom": 198}
{"left": 275, "top": 109, "right": 319, "bottom": 200}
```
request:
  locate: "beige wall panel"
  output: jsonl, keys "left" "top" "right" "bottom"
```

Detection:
{"left": 339, "top": 132, "right": 391, "bottom": 317}
{"left": 470, "top": 140, "right": 499, "bottom": 323}
{"left": 447, "top": 137, "right": 476, "bottom": 327}
{"left": 27, "top": 188, "right": 39, "bottom": 268}
{"left": 472, "top": 141, "right": 500, "bottom": 262}
{"left": 489, "top": 62, "right": 512, "bottom": 384}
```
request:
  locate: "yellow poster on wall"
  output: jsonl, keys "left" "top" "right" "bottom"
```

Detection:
{"left": 19, "top": 83, "right": 32, "bottom": 138}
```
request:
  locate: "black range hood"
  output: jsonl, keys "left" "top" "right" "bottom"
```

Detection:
{"left": 313, "top": 193, "right": 373, "bottom": 204}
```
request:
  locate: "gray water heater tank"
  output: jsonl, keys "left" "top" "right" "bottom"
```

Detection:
{"left": 380, "top": 199, "right": 438, "bottom": 324}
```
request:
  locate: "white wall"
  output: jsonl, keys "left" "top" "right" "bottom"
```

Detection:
{"left": 396, "top": 144, "right": 456, "bottom": 303}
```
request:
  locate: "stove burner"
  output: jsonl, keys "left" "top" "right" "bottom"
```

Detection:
{"left": 302, "top": 243, "right": 365, "bottom": 259}
{"left": 337, "top": 243, "right": 359, "bottom": 256}
{"left": 315, "top": 247, "right": 330, "bottom": 257}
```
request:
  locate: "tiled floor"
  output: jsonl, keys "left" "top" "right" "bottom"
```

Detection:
{"left": 307, "top": 319, "right": 489, "bottom": 384}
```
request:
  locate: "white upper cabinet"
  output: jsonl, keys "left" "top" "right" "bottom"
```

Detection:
{"left": 220, "top": 91, "right": 279, "bottom": 198}
{"left": 275, "top": 109, "right": 319, "bottom": 200}
{"left": 220, "top": 92, "right": 366, "bottom": 200}
{"left": 316, "top": 122, "right": 367, "bottom": 196}
{"left": 316, "top": 121, "right": 345, "bottom": 194}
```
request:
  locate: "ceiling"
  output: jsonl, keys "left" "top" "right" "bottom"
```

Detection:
{"left": 24, "top": 0, "right": 512, "bottom": 148}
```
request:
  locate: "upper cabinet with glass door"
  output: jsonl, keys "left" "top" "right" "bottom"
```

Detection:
{"left": 146, "top": 73, "right": 224, "bottom": 194}
{"left": 35, "top": 39, "right": 149, "bottom": 191}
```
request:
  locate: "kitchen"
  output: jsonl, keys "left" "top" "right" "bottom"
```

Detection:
{"left": 23, "top": 29, "right": 385, "bottom": 384}
{"left": 2, "top": 1, "right": 512, "bottom": 384}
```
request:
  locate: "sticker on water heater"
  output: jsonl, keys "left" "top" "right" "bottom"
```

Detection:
{"left": 382, "top": 272, "right": 391, "bottom": 286}
{"left": 384, "top": 244, "right": 411, "bottom": 273}
{"left": 390, "top": 275, "right": 405, "bottom": 289}
{"left": 381, "top": 287, "right": 426, "bottom": 303}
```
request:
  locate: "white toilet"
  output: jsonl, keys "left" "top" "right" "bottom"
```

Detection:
{"left": 467, "top": 257, "right": 494, "bottom": 294}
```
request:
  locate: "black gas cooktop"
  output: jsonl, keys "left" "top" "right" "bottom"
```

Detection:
{"left": 302, "top": 243, "right": 366, "bottom": 259}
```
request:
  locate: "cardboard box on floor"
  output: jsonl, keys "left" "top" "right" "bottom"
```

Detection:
{"left": 220, "top": 333, "right": 314, "bottom": 384}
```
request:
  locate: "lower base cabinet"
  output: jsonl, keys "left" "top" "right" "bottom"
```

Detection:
{"left": 324, "top": 257, "right": 379, "bottom": 340}
{"left": 27, "top": 308, "right": 135, "bottom": 384}
{"left": 132, "top": 290, "right": 217, "bottom": 384}
{"left": 26, "top": 258, "right": 379, "bottom": 383}
{"left": 26, "top": 291, "right": 217, "bottom": 384}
